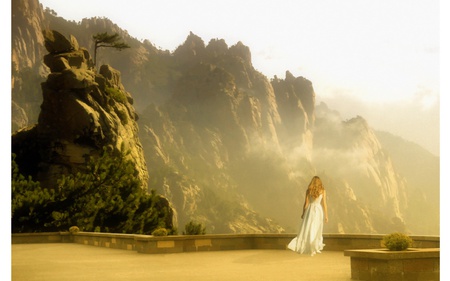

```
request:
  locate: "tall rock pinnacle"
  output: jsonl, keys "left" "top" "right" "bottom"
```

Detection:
{"left": 12, "top": 30, "right": 149, "bottom": 189}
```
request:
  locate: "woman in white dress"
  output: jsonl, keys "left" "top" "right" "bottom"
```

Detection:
{"left": 288, "top": 176, "right": 328, "bottom": 256}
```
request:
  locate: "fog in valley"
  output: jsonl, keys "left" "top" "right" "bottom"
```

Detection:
{"left": 319, "top": 91, "right": 440, "bottom": 156}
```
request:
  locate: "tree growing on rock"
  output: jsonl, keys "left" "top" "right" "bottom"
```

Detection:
{"left": 93, "top": 32, "right": 130, "bottom": 67}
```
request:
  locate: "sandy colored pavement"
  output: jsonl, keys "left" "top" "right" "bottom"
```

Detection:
{"left": 12, "top": 243, "right": 353, "bottom": 281}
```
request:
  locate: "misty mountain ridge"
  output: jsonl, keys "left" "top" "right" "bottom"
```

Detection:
{"left": 12, "top": 0, "right": 439, "bottom": 235}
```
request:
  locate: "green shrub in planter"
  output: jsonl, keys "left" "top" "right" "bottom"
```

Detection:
{"left": 151, "top": 228, "right": 168, "bottom": 236}
{"left": 381, "top": 232, "right": 413, "bottom": 251}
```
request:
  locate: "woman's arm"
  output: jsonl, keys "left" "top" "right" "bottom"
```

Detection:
{"left": 322, "top": 190, "right": 329, "bottom": 223}
{"left": 301, "top": 189, "right": 310, "bottom": 219}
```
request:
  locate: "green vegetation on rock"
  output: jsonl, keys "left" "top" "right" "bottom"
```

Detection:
{"left": 11, "top": 147, "right": 174, "bottom": 234}
{"left": 105, "top": 86, "right": 127, "bottom": 103}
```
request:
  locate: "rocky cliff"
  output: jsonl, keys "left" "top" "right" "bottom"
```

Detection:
{"left": 11, "top": 0, "right": 49, "bottom": 131}
{"left": 11, "top": 0, "right": 439, "bottom": 235}
{"left": 12, "top": 30, "right": 149, "bottom": 190}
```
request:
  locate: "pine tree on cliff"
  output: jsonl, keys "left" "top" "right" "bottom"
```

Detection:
{"left": 92, "top": 32, "right": 130, "bottom": 67}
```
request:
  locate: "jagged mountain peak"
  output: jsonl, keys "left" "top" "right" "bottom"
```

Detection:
{"left": 185, "top": 31, "right": 205, "bottom": 45}
{"left": 205, "top": 38, "right": 229, "bottom": 57}
{"left": 173, "top": 31, "right": 206, "bottom": 62}
{"left": 228, "top": 41, "right": 252, "bottom": 66}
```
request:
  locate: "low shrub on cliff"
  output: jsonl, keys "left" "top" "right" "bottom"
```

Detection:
{"left": 11, "top": 147, "right": 174, "bottom": 234}
{"left": 105, "top": 86, "right": 127, "bottom": 103}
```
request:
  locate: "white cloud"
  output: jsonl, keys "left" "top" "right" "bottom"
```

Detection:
{"left": 413, "top": 86, "right": 439, "bottom": 111}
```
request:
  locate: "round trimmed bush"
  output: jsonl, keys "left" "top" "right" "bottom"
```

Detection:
{"left": 381, "top": 232, "right": 413, "bottom": 251}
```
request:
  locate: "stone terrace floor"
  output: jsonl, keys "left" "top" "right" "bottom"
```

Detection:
{"left": 12, "top": 243, "right": 353, "bottom": 281}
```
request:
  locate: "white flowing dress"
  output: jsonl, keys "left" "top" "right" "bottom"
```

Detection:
{"left": 287, "top": 193, "right": 325, "bottom": 256}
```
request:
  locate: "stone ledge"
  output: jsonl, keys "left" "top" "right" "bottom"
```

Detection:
{"left": 344, "top": 248, "right": 440, "bottom": 260}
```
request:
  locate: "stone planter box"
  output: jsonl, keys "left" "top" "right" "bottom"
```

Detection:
{"left": 344, "top": 248, "right": 439, "bottom": 281}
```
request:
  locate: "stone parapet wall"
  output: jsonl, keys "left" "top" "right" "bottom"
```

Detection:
{"left": 12, "top": 232, "right": 73, "bottom": 244}
{"left": 72, "top": 232, "right": 137, "bottom": 251}
{"left": 134, "top": 233, "right": 291, "bottom": 254}
{"left": 12, "top": 232, "right": 440, "bottom": 254}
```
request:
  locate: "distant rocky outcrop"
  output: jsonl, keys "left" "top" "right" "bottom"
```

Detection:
{"left": 12, "top": 30, "right": 148, "bottom": 190}
{"left": 313, "top": 103, "right": 409, "bottom": 233}
{"left": 139, "top": 33, "right": 293, "bottom": 232}
{"left": 375, "top": 131, "right": 439, "bottom": 234}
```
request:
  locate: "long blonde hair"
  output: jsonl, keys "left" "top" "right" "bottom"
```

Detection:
{"left": 307, "top": 176, "right": 324, "bottom": 198}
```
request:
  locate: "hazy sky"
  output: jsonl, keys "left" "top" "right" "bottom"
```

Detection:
{"left": 34, "top": 0, "right": 442, "bottom": 155}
